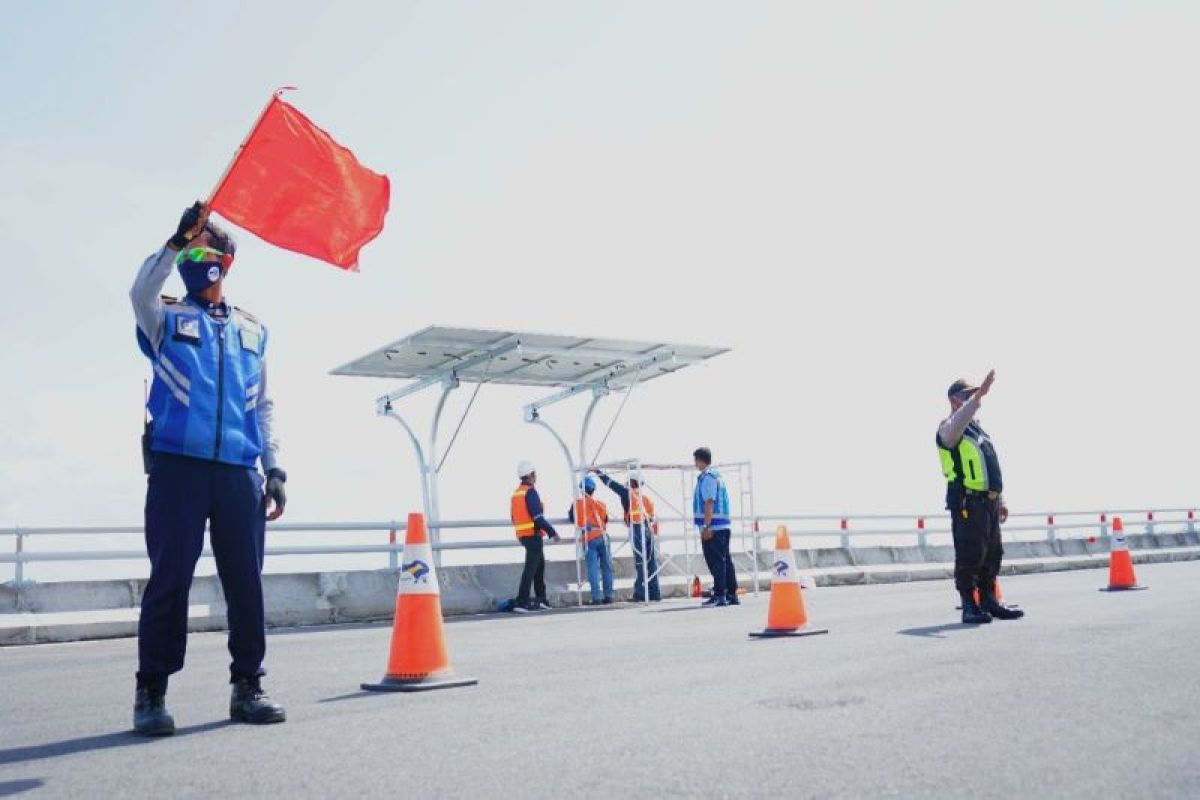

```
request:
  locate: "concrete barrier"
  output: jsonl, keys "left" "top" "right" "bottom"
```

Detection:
{"left": 3, "top": 530, "right": 1199, "bottom": 646}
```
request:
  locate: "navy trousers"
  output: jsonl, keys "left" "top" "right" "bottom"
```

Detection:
{"left": 701, "top": 529, "right": 738, "bottom": 599}
{"left": 136, "top": 453, "right": 266, "bottom": 690}
{"left": 630, "top": 524, "right": 661, "bottom": 601}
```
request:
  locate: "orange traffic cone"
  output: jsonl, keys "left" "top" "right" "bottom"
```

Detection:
{"left": 1101, "top": 516, "right": 1147, "bottom": 592}
{"left": 749, "top": 527, "right": 829, "bottom": 639}
{"left": 691, "top": 576, "right": 702, "bottom": 598}
{"left": 362, "top": 513, "right": 478, "bottom": 692}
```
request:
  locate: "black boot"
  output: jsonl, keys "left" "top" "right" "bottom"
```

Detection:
{"left": 960, "top": 591, "right": 993, "bottom": 625}
{"left": 979, "top": 585, "right": 1024, "bottom": 620}
{"left": 230, "top": 677, "right": 287, "bottom": 724}
{"left": 133, "top": 686, "right": 175, "bottom": 736}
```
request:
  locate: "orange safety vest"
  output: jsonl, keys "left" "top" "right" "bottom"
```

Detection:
{"left": 628, "top": 488, "right": 656, "bottom": 528}
{"left": 574, "top": 495, "right": 609, "bottom": 544}
{"left": 511, "top": 483, "right": 538, "bottom": 539}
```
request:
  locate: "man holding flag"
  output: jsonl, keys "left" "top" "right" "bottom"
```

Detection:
{"left": 130, "top": 202, "right": 288, "bottom": 735}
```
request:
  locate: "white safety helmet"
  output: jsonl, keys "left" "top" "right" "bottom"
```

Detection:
{"left": 517, "top": 460, "right": 536, "bottom": 479}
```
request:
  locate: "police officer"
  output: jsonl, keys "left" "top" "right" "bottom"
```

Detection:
{"left": 937, "top": 371, "right": 1024, "bottom": 624}
{"left": 130, "top": 202, "right": 288, "bottom": 735}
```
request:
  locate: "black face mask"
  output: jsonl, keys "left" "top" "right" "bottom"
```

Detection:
{"left": 178, "top": 261, "right": 224, "bottom": 295}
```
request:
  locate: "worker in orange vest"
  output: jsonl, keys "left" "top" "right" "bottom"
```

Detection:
{"left": 510, "top": 461, "right": 561, "bottom": 613}
{"left": 595, "top": 470, "right": 661, "bottom": 602}
{"left": 568, "top": 476, "right": 613, "bottom": 604}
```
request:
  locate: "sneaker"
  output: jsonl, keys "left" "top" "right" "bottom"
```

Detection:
{"left": 511, "top": 603, "right": 533, "bottom": 614}
{"left": 229, "top": 677, "right": 286, "bottom": 725}
{"left": 725, "top": 595, "right": 740, "bottom": 606}
{"left": 602, "top": 598, "right": 613, "bottom": 605}
{"left": 701, "top": 596, "right": 727, "bottom": 608}
{"left": 535, "top": 599, "right": 552, "bottom": 611}
{"left": 133, "top": 687, "right": 175, "bottom": 736}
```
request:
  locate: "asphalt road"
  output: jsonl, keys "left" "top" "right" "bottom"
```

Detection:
{"left": 2, "top": 561, "right": 1198, "bottom": 799}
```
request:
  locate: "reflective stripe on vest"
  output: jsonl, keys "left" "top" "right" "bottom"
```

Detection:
{"left": 937, "top": 428, "right": 990, "bottom": 492}
{"left": 141, "top": 300, "right": 266, "bottom": 468}
{"left": 512, "top": 485, "right": 537, "bottom": 538}
{"left": 574, "top": 496, "right": 608, "bottom": 543}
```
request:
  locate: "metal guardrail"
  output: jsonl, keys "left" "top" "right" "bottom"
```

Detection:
{"left": 1, "top": 508, "right": 1196, "bottom": 585}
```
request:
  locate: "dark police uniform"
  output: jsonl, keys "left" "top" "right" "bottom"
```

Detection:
{"left": 937, "top": 381, "right": 1023, "bottom": 623}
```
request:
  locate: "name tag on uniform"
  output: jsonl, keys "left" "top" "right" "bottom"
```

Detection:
{"left": 173, "top": 316, "right": 201, "bottom": 344}
{"left": 240, "top": 326, "right": 262, "bottom": 354}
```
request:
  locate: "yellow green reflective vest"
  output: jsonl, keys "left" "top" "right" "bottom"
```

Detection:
{"left": 937, "top": 424, "right": 992, "bottom": 492}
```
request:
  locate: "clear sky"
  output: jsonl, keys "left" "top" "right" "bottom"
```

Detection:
{"left": 3, "top": 0, "right": 1198, "bottom": 530}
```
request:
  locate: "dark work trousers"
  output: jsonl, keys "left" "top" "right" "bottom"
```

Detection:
{"left": 631, "top": 524, "right": 661, "bottom": 601}
{"left": 136, "top": 453, "right": 266, "bottom": 692}
{"left": 517, "top": 535, "right": 547, "bottom": 603}
{"left": 950, "top": 494, "right": 1003, "bottom": 595}
{"left": 701, "top": 529, "right": 738, "bottom": 599}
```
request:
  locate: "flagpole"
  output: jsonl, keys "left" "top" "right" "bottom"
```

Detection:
{"left": 205, "top": 86, "right": 297, "bottom": 206}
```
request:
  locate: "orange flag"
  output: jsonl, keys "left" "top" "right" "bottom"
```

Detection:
{"left": 210, "top": 92, "right": 390, "bottom": 271}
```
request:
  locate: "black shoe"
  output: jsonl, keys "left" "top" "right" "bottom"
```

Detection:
{"left": 602, "top": 598, "right": 613, "bottom": 605}
{"left": 960, "top": 593, "right": 993, "bottom": 625}
{"left": 133, "top": 687, "right": 175, "bottom": 736}
{"left": 980, "top": 593, "right": 1025, "bottom": 620}
{"left": 230, "top": 677, "right": 287, "bottom": 725}
{"left": 511, "top": 603, "right": 533, "bottom": 614}
{"left": 535, "top": 599, "right": 552, "bottom": 611}
{"left": 725, "top": 595, "right": 740, "bottom": 606}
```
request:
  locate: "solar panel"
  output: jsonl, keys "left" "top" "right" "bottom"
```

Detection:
{"left": 330, "top": 326, "right": 728, "bottom": 389}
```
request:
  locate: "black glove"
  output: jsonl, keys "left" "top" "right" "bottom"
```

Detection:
{"left": 265, "top": 467, "right": 287, "bottom": 520}
{"left": 168, "top": 201, "right": 204, "bottom": 249}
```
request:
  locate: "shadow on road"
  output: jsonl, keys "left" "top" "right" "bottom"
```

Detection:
{"left": 897, "top": 622, "right": 983, "bottom": 639}
{"left": 0, "top": 720, "right": 233, "bottom": 766}
{"left": 316, "top": 691, "right": 376, "bottom": 704}
{"left": 0, "top": 779, "right": 45, "bottom": 798}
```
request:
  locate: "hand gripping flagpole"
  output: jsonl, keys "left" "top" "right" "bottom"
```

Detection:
{"left": 205, "top": 86, "right": 298, "bottom": 206}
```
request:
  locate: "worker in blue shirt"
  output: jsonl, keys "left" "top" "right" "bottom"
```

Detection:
{"left": 693, "top": 447, "right": 738, "bottom": 607}
{"left": 129, "top": 202, "right": 287, "bottom": 735}
{"left": 594, "top": 470, "right": 661, "bottom": 602}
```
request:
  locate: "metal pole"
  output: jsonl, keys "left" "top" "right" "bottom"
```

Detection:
{"left": 528, "top": 414, "right": 584, "bottom": 607}
{"left": 14, "top": 525, "right": 23, "bottom": 586}
{"left": 382, "top": 410, "right": 434, "bottom": 561}
{"left": 425, "top": 382, "right": 457, "bottom": 568}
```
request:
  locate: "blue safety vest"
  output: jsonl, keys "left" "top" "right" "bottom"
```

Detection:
{"left": 693, "top": 469, "right": 731, "bottom": 529}
{"left": 137, "top": 297, "right": 267, "bottom": 468}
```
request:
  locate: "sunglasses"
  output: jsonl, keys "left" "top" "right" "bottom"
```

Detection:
{"left": 176, "top": 246, "right": 234, "bottom": 269}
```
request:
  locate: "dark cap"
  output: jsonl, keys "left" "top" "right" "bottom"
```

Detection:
{"left": 947, "top": 379, "right": 977, "bottom": 399}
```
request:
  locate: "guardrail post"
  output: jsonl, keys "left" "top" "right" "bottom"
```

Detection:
{"left": 14, "top": 525, "right": 23, "bottom": 586}
{"left": 1099, "top": 512, "right": 1109, "bottom": 540}
{"left": 1145, "top": 511, "right": 1155, "bottom": 537}
{"left": 916, "top": 517, "right": 927, "bottom": 549}
{"left": 839, "top": 518, "right": 849, "bottom": 550}
{"left": 1046, "top": 514, "right": 1056, "bottom": 544}
{"left": 388, "top": 521, "right": 398, "bottom": 571}
{"left": 752, "top": 518, "right": 760, "bottom": 594}
{"left": 1188, "top": 510, "right": 1195, "bottom": 535}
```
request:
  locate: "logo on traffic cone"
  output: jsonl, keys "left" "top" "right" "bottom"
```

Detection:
{"left": 362, "top": 513, "right": 478, "bottom": 692}
{"left": 691, "top": 576, "right": 702, "bottom": 598}
{"left": 1101, "top": 516, "right": 1147, "bottom": 592}
{"left": 749, "top": 527, "right": 829, "bottom": 639}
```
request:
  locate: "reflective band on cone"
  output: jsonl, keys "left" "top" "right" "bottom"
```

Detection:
{"left": 1101, "top": 516, "right": 1148, "bottom": 592}
{"left": 749, "top": 526, "right": 829, "bottom": 639}
{"left": 362, "top": 512, "right": 479, "bottom": 692}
